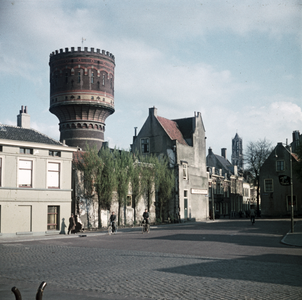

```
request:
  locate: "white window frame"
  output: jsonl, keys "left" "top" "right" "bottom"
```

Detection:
{"left": 183, "top": 163, "right": 188, "bottom": 180}
{"left": 276, "top": 160, "right": 285, "bottom": 171}
{"left": 18, "top": 159, "right": 33, "bottom": 188}
{"left": 47, "top": 161, "right": 60, "bottom": 189}
{"left": 0, "top": 156, "right": 2, "bottom": 187}
{"left": 264, "top": 179, "right": 273, "bottom": 193}
{"left": 141, "top": 138, "right": 150, "bottom": 154}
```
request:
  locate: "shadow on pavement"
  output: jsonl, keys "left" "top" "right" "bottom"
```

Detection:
{"left": 156, "top": 253, "right": 302, "bottom": 287}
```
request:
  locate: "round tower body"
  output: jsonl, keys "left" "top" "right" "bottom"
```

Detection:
{"left": 49, "top": 47, "right": 115, "bottom": 150}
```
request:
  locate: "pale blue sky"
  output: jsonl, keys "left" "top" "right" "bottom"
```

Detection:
{"left": 0, "top": 0, "right": 301, "bottom": 160}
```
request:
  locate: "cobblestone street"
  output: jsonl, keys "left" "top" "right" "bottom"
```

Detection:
{"left": 1, "top": 220, "right": 302, "bottom": 300}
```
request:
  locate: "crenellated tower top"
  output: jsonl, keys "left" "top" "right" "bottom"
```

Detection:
{"left": 49, "top": 46, "right": 116, "bottom": 150}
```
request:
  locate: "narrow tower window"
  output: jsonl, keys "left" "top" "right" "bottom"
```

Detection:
{"left": 102, "top": 74, "right": 105, "bottom": 85}
{"left": 65, "top": 73, "right": 68, "bottom": 83}
{"left": 91, "top": 72, "right": 94, "bottom": 83}
{"left": 78, "top": 72, "right": 81, "bottom": 83}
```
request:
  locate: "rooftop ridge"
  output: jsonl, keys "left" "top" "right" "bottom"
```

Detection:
{"left": 0, "top": 124, "right": 63, "bottom": 146}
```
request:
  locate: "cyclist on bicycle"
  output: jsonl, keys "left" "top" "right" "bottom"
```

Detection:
{"left": 109, "top": 211, "right": 117, "bottom": 233}
{"left": 142, "top": 209, "right": 149, "bottom": 225}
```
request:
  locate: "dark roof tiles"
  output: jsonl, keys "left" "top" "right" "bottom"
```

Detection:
{"left": 0, "top": 125, "right": 62, "bottom": 146}
{"left": 157, "top": 116, "right": 188, "bottom": 145}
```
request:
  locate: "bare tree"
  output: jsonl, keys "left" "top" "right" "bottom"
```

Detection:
{"left": 244, "top": 138, "right": 273, "bottom": 216}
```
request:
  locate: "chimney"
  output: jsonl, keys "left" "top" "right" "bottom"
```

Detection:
{"left": 208, "top": 147, "right": 213, "bottom": 155}
{"left": 234, "top": 165, "right": 238, "bottom": 176}
{"left": 221, "top": 148, "right": 227, "bottom": 159}
{"left": 149, "top": 106, "right": 157, "bottom": 117}
{"left": 134, "top": 127, "right": 137, "bottom": 137}
{"left": 17, "top": 106, "right": 30, "bottom": 128}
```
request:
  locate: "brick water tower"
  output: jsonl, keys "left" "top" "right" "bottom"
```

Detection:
{"left": 49, "top": 47, "right": 115, "bottom": 150}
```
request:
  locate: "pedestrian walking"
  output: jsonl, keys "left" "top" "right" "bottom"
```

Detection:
{"left": 68, "top": 213, "right": 76, "bottom": 234}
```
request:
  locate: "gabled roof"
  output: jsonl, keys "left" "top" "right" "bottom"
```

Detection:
{"left": 215, "top": 154, "right": 232, "bottom": 169}
{"left": 0, "top": 125, "right": 62, "bottom": 146}
{"left": 157, "top": 116, "right": 188, "bottom": 145}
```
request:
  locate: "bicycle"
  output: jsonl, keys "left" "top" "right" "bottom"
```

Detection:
{"left": 142, "top": 220, "right": 150, "bottom": 233}
{"left": 108, "top": 222, "right": 118, "bottom": 235}
{"left": 12, "top": 281, "right": 47, "bottom": 300}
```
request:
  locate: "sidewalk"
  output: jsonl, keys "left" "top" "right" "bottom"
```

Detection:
{"left": 1, "top": 220, "right": 302, "bottom": 246}
{"left": 281, "top": 220, "right": 302, "bottom": 247}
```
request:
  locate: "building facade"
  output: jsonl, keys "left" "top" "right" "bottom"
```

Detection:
{"left": 207, "top": 147, "right": 246, "bottom": 218}
{"left": 0, "top": 107, "right": 76, "bottom": 236}
{"left": 131, "top": 107, "right": 208, "bottom": 222}
{"left": 260, "top": 139, "right": 302, "bottom": 217}
{"left": 49, "top": 47, "right": 115, "bottom": 150}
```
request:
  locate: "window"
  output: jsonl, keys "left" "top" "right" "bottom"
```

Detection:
{"left": 0, "top": 157, "right": 2, "bottom": 187}
{"left": 0, "top": 145, "right": 2, "bottom": 152}
{"left": 276, "top": 160, "right": 285, "bottom": 171}
{"left": 102, "top": 74, "right": 105, "bottom": 85}
{"left": 49, "top": 151, "right": 61, "bottom": 157}
{"left": 141, "top": 138, "right": 149, "bottom": 153}
{"left": 126, "top": 195, "right": 132, "bottom": 207}
{"left": 183, "top": 163, "right": 188, "bottom": 180}
{"left": 65, "top": 73, "right": 68, "bottom": 83}
{"left": 48, "top": 162, "right": 60, "bottom": 189}
{"left": 20, "top": 148, "right": 33, "bottom": 154}
{"left": 19, "top": 160, "right": 32, "bottom": 187}
{"left": 47, "top": 206, "right": 60, "bottom": 230}
{"left": 264, "top": 179, "right": 273, "bottom": 193}
{"left": 91, "top": 72, "right": 94, "bottom": 83}
{"left": 184, "top": 190, "right": 188, "bottom": 219}
{"left": 78, "top": 71, "right": 81, "bottom": 83}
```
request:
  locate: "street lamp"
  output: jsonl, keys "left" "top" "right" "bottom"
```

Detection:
{"left": 289, "top": 146, "right": 294, "bottom": 233}
{"left": 277, "top": 145, "right": 294, "bottom": 233}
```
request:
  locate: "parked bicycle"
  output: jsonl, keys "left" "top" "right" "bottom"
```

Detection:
{"left": 11, "top": 281, "right": 47, "bottom": 300}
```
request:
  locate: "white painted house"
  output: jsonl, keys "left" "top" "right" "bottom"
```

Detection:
{"left": 0, "top": 107, "right": 77, "bottom": 236}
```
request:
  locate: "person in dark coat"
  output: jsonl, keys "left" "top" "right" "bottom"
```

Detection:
{"left": 109, "top": 212, "right": 117, "bottom": 233}
{"left": 143, "top": 209, "right": 149, "bottom": 224}
{"left": 68, "top": 213, "right": 76, "bottom": 234}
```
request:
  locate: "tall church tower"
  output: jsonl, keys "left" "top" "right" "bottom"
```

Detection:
{"left": 231, "top": 133, "right": 243, "bottom": 169}
{"left": 49, "top": 47, "right": 115, "bottom": 150}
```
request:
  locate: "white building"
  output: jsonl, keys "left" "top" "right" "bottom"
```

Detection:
{"left": 0, "top": 107, "right": 76, "bottom": 236}
{"left": 131, "top": 107, "right": 208, "bottom": 222}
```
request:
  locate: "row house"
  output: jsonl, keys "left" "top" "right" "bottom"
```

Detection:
{"left": 207, "top": 147, "right": 251, "bottom": 218}
{"left": 0, "top": 107, "right": 76, "bottom": 236}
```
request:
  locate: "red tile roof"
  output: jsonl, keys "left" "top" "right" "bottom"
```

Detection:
{"left": 157, "top": 116, "right": 188, "bottom": 145}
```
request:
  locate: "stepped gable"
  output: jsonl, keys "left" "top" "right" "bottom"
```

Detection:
{"left": 0, "top": 125, "right": 62, "bottom": 146}
{"left": 156, "top": 116, "right": 187, "bottom": 145}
